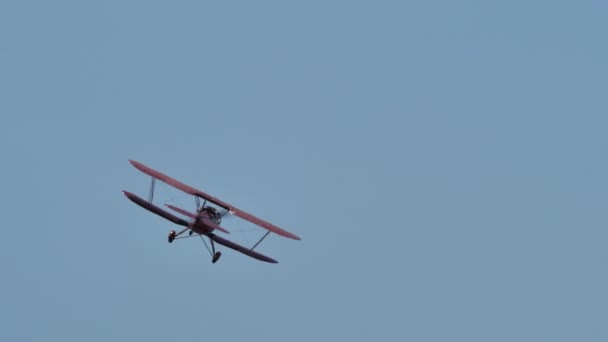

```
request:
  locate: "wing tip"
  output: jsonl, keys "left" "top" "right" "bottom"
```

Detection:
{"left": 217, "top": 226, "right": 231, "bottom": 235}
{"left": 128, "top": 159, "right": 142, "bottom": 168}
{"left": 262, "top": 256, "right": 279, "bottom": 264}
{"left": 282, "top": 231, "right": 301, "bottom": 240}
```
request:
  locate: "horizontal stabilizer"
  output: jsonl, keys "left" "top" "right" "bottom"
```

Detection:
{"left": 165, "top": 204, "right": 197, "bottom": 219}
{"left": 200, "top": 217, "right": 230, "bottom": 235}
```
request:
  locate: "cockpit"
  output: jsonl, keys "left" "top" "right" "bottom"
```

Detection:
{"left": 202, "top": 206, "right": 222, "bottom": 224}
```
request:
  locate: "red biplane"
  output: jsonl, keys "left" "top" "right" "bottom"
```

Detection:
{"left": 123, "top": 160, "right": 300, "bottom": 264}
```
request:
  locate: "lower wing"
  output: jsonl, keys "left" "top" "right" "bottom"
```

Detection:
{"left": 123, "top": 191, "right": 189, "bottom": 227}
{"left": 209, "top": 234, "right": 278, "bottom": 264}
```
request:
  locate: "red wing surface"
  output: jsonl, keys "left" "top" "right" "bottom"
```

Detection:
{"left": 129, "top": 160, "right": 231, "bottom": 210}
{"left": 231, "top": 210, "right": 300, "bottom": 240}
{"left": 129, "top": 160, "right": 300, "bottom": 240}
{"left": 209, "top": 234, "right": 278, "bottom": 263}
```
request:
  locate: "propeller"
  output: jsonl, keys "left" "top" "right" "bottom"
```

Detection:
{"left": 220, "top": 209, "right": 234, "bottom": 219}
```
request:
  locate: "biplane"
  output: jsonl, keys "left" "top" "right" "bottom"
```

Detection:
{"left": 123, "top": 160, "right": 300, "bottom": 264}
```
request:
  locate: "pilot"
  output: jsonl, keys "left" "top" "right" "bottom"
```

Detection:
{"left": 205, "top": 207, "right": 221, "bottom": 223}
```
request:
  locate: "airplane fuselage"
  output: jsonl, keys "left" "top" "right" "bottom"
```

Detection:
{"left": 189, "top": 206, "right": 222, "bottom": 235}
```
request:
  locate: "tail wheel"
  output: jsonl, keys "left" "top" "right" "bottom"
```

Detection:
{"left": 168, "top": 230, "right": 177, "bottom": 243}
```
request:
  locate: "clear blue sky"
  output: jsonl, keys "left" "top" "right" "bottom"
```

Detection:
{"left": 1, "top": 1, "right": 606, "bottom": 341}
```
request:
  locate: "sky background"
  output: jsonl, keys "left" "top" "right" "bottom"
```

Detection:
{"left": 1, "top": 1, "right": 607, "bottom": 341}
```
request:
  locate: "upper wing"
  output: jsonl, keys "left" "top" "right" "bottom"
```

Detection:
{"left": 129, "top": 160, "right": 231, "bottom": 210}
{"left": 209, "top": 234, "right": 278, "bottom": 263}
{"left": 230, "top": 210, "right": 300, "bottom": 240}
{"left": 129, "top": 160, "right": 301, "bottom": 240}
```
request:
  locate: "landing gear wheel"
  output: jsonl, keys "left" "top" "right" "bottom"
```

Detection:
{"left": 212, "top": 252, "right": 222, "bottom": 263}
{"left": 168, "top": 230, "right": 176, "bottom": 243}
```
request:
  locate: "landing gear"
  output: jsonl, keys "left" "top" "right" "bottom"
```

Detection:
{"left": 168, "top": 227, "right": 190, "bottom": 243}
{"left": 168, "top": 229, "right": 223, "bottom": 264}
{"left": 212, "top": 252, "right": 222, "bottom": 263}
{"left": 168, "top": 230, "right": 176, "bottom": 243}
{"left": 209, "top": 236, "right": 222, "bottom": 264}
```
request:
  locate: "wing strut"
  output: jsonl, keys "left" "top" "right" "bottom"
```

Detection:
{"left": 250, "top": 231, "right": 271, "bottom": 251}
{"left": 195, "top": 196, "right": 207, "bottom": 211}
{"left": 200, "top": 235, "right": 222, "bottom": 263}
{"left": 199, "top": 235, "right": 213, "bottom": 257}
{"left": 148, "top": 177, "right": 156, "bottom": 203}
